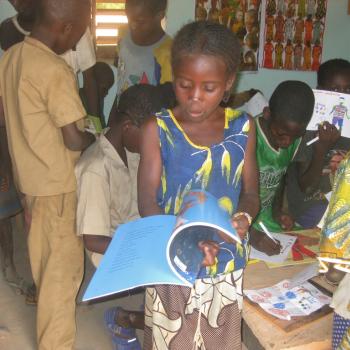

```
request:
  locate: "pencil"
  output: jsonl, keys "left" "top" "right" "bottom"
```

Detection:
{"left": 258, "top": 221, "right": 279, "bottom": 244}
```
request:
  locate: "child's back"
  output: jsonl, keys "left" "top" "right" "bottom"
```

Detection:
{"left": 0, "top": 0, "right": 94, "bottom": 348}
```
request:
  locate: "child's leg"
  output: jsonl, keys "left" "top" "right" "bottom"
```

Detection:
{"left": 0, "top": 217, "right": 18, "bottom": 282}
{"left": 26, "top": 192, "right": 84, "bottom": 350}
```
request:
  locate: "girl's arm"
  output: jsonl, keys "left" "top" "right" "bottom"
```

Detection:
{"left": 138, "top": 116, "right": 163, "bottom": 217}
{"left": 233, "top": 116, "right": 260, "bottom": 238}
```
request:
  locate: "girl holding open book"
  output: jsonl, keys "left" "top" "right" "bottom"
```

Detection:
{"left": 138, "top": 21, "right": 259, "bottom": 350}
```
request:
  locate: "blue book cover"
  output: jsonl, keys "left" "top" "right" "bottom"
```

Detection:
{"left": 83, "top": 190, "right": 241, "bottom": 302}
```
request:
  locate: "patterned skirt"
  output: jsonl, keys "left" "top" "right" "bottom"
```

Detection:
{"left": 144, "top": 270, "right": 243, "bottom": 350}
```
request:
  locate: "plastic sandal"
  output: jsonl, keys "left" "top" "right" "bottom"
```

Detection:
{"left": 104, "top": 307, "right": 142, "bottom": 350}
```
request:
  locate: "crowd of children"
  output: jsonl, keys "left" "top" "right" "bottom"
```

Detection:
{"left": 0, "top": 0, "right": 349, "bottom": 349}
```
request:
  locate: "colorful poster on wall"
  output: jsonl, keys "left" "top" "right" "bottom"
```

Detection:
{"left": 259, "top": 0, "right": 328, "bottom": 71}
{"left": 195, "top": 0, "right": 262, "bottom": 72}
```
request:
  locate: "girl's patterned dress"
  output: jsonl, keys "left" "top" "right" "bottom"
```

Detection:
{"left": 144, "top": 108, "right": 250, "bottom": 350}
{"left": 320, "top": 152, "right": 350, "bottom": 350}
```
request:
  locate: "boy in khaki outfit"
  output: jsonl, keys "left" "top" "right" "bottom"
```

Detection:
{"left": 0, "top": 0, "right": 95, "bottom": 349}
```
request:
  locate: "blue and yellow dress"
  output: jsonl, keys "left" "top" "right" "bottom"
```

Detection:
{"left": 144, "top": 108, "right": 251, "bottom": 350}
{"left": 320, "top": 152, "right": 350, "bottom": 350}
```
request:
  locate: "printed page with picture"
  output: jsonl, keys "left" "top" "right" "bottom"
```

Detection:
{"left": 308, "top": 90, "right": 350, "bottom": 138}
{"left": 245, "top": 279, "right": 331, "bottom": 321}
{"left": 83, "top": 190, "right": 242, "bottom": 302}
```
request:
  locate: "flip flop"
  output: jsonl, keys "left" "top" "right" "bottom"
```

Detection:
{"left": 104, "top": 307, "right": 141, "bottom": 350}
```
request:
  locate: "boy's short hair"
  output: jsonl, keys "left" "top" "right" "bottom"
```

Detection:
{"left": 171, "top": 21, "right": 241, "bottom": 77}
{"left": 317, "top": 59, "right": 350, "bottom": 87}
{"left": 93, "top": 62, "right": 114, "bottom": 86}
{"left": 113, "top": 84, "right": 167, "bottom": 125}
{"left": 125, "top": 0, "right": 167, "bottom": 13}
{"left": 269, "top": 80, "right": 315, "bottom": 125}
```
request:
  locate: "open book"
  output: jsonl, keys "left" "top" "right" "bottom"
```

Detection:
{"left": 83, "top": 190, "right": 241, "bottom": 302}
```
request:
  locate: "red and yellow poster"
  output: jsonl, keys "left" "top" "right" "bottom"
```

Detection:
{"left": 260, "top": 0, "right": 328, "bottom": 71}
{"left": 195, "top": 0, "right": 262, "bottom": 72}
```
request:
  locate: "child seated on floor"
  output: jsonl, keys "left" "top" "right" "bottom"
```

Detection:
{"left": 287, "top": 59, "right": 350, "bottom": 229}
{"left": 250, "top": 81, "right": 315, "bottom": 256}
{"left": 75, "top": 84, "right": 172, "bottom": 349}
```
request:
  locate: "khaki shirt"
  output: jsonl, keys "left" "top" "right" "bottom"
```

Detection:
{"left": 0, "top": 37, "right": 85, "bottom": 196}
{"left": 75, "top": 134, "right": 140, "bottom": 266}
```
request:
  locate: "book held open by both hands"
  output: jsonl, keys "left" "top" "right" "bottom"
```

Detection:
{"left": 83, "top": 190, "right": 242, "bottom": 302}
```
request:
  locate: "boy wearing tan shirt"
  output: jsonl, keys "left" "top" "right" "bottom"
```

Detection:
{"left": 0, "top": 0, "right": 94, "bottom": 349}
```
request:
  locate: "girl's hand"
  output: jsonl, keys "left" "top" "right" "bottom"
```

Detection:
{"left": 231, "top": 214, "right": 250, "bottom": 240}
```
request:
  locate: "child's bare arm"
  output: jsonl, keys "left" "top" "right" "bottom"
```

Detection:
{"left": 61, "top": 122, "right": 95, "bottom": 151}
{"left": 233, "top": 116, "right": 259, "bottom": 238}
{"left": 138, "top": 117, "right": 163, "bottom": 217}
{"left": 83, "top": 235, "right": 111, "bottom": 255}
{"left": 298, "top": 122, "right": 339, "bottom": 192}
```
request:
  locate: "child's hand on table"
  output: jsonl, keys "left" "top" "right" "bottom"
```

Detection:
{"left": 250, "top": 227, "right": 282, "bottom": 256}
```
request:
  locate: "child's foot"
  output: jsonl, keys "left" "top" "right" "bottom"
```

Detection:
{"left": 104, "top": 307, "right": 141, "bottom": 350}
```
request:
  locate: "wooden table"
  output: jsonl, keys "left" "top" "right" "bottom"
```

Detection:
{"left": 242, "top": 261, "right": 336, "bottom": 350}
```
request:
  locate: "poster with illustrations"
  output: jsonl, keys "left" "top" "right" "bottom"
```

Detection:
{"left": 195, "top": 0, "right": 262, "bottom": 71}
{"left": 259, "top": 0, "right": 328, "bottom": 71}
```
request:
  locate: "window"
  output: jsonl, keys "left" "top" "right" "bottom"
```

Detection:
{"left": 92, "top": 0, "right": 128, "bottom": 62}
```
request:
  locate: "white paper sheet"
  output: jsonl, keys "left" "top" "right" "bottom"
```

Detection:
{"left": 249, "top": 232, "right": 297, "bottom": 263}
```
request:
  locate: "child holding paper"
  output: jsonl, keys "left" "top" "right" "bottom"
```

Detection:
{"left": 138, "top": 21, "right": 259, "bottom": 350}
{"left": 287, "top": 59, "right": 350, "bottom": 229}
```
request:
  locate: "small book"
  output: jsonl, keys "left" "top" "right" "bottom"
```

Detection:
{"left": 82, "top": 190, "right": 241, "bottom": 302}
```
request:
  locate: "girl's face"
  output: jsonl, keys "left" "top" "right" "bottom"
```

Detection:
{"left": 173, "top": 54, "right": 234, "bottom": 123}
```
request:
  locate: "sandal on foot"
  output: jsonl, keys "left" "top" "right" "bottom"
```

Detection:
{"left": 104, "top": 307, "right": 141, "bottom": 350}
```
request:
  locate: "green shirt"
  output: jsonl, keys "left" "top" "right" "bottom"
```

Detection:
{"left": 253, "top": 117, "right": 301, "bottom": 232}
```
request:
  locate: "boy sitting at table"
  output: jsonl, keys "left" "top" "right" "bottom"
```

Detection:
{"left": 250, "top": 81, "right": 315, "bottom": 255}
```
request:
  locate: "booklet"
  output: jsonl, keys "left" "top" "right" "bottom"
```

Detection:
{"left": 83, "top": 190, "right": 241, "bottom": 302}
{"left": 308, "top": 90, "right": 350, "bottom": 138}
{"left": 244, "top": 279, "right": 331, "bottom": 321}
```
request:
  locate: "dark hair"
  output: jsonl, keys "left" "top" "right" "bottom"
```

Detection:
{"left": 171, "top": 21, "right": 241, "bottom": 77}
{"left": 317, "top": 59, "right": 350, "bottom": 87}
{"left": 269, "top": 81, "right": 315, "bottom": 125}
{"left": 125, "top": 0, "right": 167, "bottom": 13}
{"left": 93, "top": 62, "right": 114, "bottom": 86}
{"left": 113, "top": 84, "right": 169, "bottom": 125}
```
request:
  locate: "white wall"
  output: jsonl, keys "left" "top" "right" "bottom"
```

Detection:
{"left": 1, "top": 0, "right": 349, "bottom": 108}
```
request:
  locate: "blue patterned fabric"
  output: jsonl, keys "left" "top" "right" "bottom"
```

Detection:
{"left": 156, "top": 108, "right": 250, "bottom": 274}
{"left": 333, "top": 313, "right": 350, "bottom": 350}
